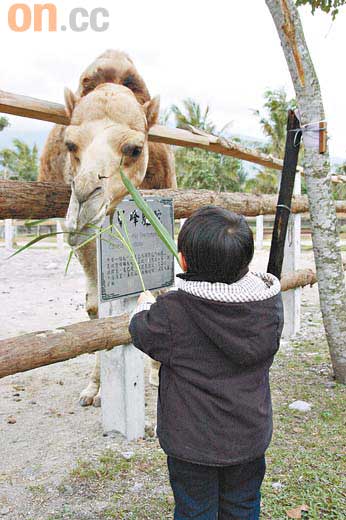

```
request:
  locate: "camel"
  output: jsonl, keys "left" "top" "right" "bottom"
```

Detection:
{"left": 38, "top": 50, "right": 176, "bottom": 406}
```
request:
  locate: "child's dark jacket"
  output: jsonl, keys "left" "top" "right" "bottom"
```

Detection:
{"left": 129, "top": 272, "right": 284, "bottom": 466}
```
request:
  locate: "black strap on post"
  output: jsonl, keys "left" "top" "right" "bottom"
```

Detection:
{"left": 267, "top": 110, "right": 302, "bottom": 279}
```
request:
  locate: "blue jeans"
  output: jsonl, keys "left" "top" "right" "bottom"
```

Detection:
{"left": 167, "top": 455, "right": 266, "bottom": 519}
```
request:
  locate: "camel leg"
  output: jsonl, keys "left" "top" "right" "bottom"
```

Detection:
{"left": 77, "top": 143, "right": 177, "bottom": 397}
{"left": 80, "top": 351, "right": 101, "bottom": 407}
{"left": 40, "top": 131, "right": 101, "bottom": 404}
{"left": 149, "top": 359, "right": 160, "bottom": 387}
{"left": 74, "top": 240, "right": 102, "bottom": 407}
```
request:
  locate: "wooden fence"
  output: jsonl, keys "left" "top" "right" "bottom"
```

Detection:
{"left": 3, "top": 181, "right": 346, "bottom": 220}
{"left": 1, "top": 88, "right": 345, "bottom": 377}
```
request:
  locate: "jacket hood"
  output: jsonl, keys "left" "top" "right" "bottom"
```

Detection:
{"left": 176, "top": 272, "right": 283, "bottom": 367}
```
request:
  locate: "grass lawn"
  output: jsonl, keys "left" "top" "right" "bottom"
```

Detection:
{"left": 57, "top": 306, "right": 345, "bottom": 520}
{"left": 262, "top": 326, "right": 346, "bottom": 518}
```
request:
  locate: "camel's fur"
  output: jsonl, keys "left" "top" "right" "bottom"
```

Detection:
{"left": 38, "top": 51, "right": 176, "bottom": 406}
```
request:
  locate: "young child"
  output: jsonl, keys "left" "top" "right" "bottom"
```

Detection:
{"left": 129, "top": 206, "right": 284, "bottom": 520}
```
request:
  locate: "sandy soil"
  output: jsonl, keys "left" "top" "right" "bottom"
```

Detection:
{"left": 0, "top": 244, "right": 325, "bottom": 518}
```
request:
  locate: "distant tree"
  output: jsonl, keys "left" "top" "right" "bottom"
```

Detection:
{"left": 175, "top": 147, "right": 248, "bottom": 192}
{"left": 249, "top": 88, "right": 300, "bottom": 194}
{"left": 171, "top": 98, "right": 247, "bottom": 192}
{"left": 0, "top": 117, "right": 9, "bottom": 132}
{"left": 253, "top": 88, "right": 297, "bottom": 158}
{"left": 333, "top": 162, "right": 346, "bottom": 199}
{"left": 159, "top": 108, "right": 171, "bottom": 126}
{"left": 171, "top": 98, "right": 216, "bottom": 133}
{"left": 0, "top": 139, "right": 39, "bottom": 181}
{"left": 296, "top": 0, "right": 346, "bottom": 18}
{"left": 245, "top": 170, "right": 279, "bottom": 195}
{"left": 335, "top": 162, "right": 346, "bottom": 176}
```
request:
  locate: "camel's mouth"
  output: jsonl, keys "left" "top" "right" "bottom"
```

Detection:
{"left": 65, "top": 188, "right": 109, "bottom": 247}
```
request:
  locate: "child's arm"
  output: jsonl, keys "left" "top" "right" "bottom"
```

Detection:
{"left": 129, "top": 291, "right": 172, "bottom": 365}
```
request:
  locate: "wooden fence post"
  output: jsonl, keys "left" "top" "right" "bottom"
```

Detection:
{"left": 267, "top": 110, "right": 302, "bottom": 338}
{"left": 267, "top": 110, "right": 301, "bottom": 278}
{"left": 99, "top": 296, "right": 145, "bottom": 441}
{"left": 5, "top": 219, "right": 15, "bottom": 251}
{"left": 56, "top": 220, "right": 64, "bottom": 251}
{"left": 282, "top": 171, "right": 302, "bottom": 337}
{"left": 256, "top": 215, "right": 264, "bottom": 250}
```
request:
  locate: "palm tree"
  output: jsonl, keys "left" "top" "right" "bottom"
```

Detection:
{"left": 248, "top": 88, "right": 298, "bottom": 194}
{"left": 170, "top": 98, "right": 216, "bottom": 133}
{"left": 170, "top": 98, "right": 247, "bottom": 191}
{"left": 253, "top": 87, "right": 297, "bottom": 158}
{"left": 0, "top": 117, "right": 9, "bottom": 132}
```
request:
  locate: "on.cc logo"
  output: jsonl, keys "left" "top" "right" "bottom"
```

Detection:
{"left": 8, "top": 4, "right": 110, "bottom": 32}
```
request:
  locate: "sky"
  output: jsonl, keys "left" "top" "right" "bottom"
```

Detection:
{"left": 0, "top": 0, "right": 345, "bottom": 160}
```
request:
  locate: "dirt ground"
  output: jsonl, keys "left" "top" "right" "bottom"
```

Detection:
{"left": 0, "top": 244, "right": 331, "bottom": 519}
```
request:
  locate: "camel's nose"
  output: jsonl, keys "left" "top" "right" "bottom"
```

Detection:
{"left": 65, "top": 177, "right": 108, "bottom": 247}
{"left": 72, "top": 178, "right": 103, "bottom": 204}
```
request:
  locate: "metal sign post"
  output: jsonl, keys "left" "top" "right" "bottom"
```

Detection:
{"left": 97, "top": 197, "right": 174, "bottom": 440}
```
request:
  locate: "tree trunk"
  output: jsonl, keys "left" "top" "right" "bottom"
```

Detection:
{"left": 266, "top": 0, "right": 346, "bottom": 382}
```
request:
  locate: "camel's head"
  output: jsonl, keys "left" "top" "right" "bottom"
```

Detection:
{"left": 63, "top": 83, "right": 159, "bottom": 246}
{"left": 78, "top": 50, "right": 151, "bottom": 104}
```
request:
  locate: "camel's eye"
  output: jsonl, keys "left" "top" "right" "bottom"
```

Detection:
{"left": 65, "top": 141, "right": 78, "bottom": 153}
{"left": 122, "top": 144, "right": 143, "bottom": 158}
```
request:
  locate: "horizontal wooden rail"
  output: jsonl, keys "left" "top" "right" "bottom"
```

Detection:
{"left": 280, "top": 263, "right": 346, "bottom": 292}
{"left": 0, "top": 89, "right": 283, "bottom": 170}
{"left": 0, "top": 90, "right": 69, "bottom": 125}
{"left": 331, "top": 174, "right": 346, "bottom": 184}
{"left": 0, "top": 315, "right": 131, "bottom": 379}
{"left": 0, "top": 181, "right": 70, "bottom": 219}
{"left": 1, "top": 265, "right": 345, "bottom": 379}
{"left": 3, "top": 91, "right": 345, "bottom": 180}
{"left": 2, "top": 180, "right": 346, "bottom": 220}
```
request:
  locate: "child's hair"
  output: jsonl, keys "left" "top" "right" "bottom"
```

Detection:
{"left": 177, "top": 206, "right": 254, "bottom": 284}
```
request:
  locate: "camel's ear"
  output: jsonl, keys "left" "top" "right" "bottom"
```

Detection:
{"left": 144, "top": 96, "right": 160, "bottom": 128}
{"left": 64, "top": 88, "right": 78, "bottom": 119}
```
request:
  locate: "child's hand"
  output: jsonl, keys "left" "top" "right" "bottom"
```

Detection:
{"left": 137, "top": 290, "right": 156, "bottom": 305}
